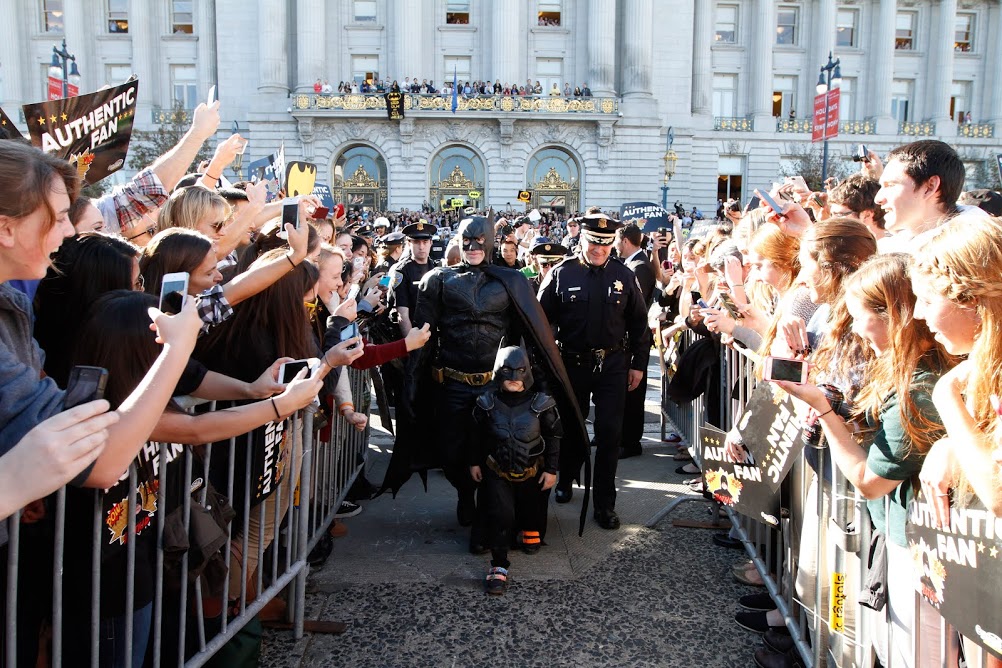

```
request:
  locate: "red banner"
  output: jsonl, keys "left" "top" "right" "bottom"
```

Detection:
{"left": 812, "top": 88, "right": 840, "bottom": 143}
{"left": 47, "top": 76, "right": 63, "bottom": 101}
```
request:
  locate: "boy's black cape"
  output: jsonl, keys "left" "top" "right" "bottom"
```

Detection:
{"left": 378, "top": 264, "right": 592, "bottom": 535}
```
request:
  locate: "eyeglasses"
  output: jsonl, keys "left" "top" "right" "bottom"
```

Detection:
{"left": 134, "top": 273, "right": 145, "bottom": 291}
{"left": 210, "top": 220, "right": 227, "bottom": 233}
{"left": 126, "top": 225, "right": 156, "bottom": 242}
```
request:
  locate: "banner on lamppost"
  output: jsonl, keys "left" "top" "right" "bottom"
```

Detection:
{"left": 24, "top": 78, "right": 139, "bottom": 184}
{"left": 812, "top": 88, "right": 840, "bottom": 143}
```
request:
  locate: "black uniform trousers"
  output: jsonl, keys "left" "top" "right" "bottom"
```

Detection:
{"left": 621, "top": 366, "right": 648, "bottom": 453}
{"left": 481, "top": 466, "right": 550, "bottom": 568}
{"left": 560, "top": 349, "right": 628, "bottom": 512}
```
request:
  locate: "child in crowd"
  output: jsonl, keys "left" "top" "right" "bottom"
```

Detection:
{"left": 469, "top": 345, "right": 561, "bottom": 595}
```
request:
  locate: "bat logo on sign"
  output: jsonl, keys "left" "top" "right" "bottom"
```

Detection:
{"left": 285, "top": 161, "right": 318, "bottom": 197}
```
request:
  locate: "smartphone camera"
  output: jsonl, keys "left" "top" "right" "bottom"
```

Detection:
{"left": 764, "top": 356, "right": 809, "bottom": 384}
{"left": 64, "top": 366, "right": 109, "bottom": 409}
{"left": 852, "top": 144, "right": 869, "bottom": 163}
{"left": 282, "top": 200, "right": 300, "bottom": 229}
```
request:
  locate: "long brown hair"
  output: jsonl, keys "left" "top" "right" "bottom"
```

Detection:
{"left": 0, "top": 140, "right": 80, "bottom": 233}
{"left": 140, "top": 227, "right": 214, "bottom": 296}
{"left": 848, "top": 254, "right": 954, "bottom": 454}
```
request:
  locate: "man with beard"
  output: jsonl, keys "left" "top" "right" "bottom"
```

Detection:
{"left": 382, "top": 215, "right": 590, "bottom": 549}
{"left": 538, "top": 213, "right": 650, "bottom": 530}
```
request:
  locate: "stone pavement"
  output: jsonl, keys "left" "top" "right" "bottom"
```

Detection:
{"left": 260, "top": 362, "right": 765, "bottom": 667}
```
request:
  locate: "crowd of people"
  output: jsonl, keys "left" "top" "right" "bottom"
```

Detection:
{"left": 2, "top": 72, "right": 1001, "bottom": 666}
{"left": 311, "top": 76, "right": 595, "bottom": 99}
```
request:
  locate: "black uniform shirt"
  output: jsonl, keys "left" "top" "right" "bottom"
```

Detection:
{"left": 538, "top": 256, "right": 651, "bottom": 371}
{"left": 390, "top": 257, "right": 433, "bottom": 312}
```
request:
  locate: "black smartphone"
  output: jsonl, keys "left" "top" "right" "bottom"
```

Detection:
{"left": 282, "top": 199, "right": 300, "bottom": 229}
{"left": 279, "top": 359, "right": 316, "bottom": 384}
{"left": 756, "top": 189, "right": 786, "bottom": 215}
{"left": 64, "top": 366, "right": 108, "bottom": 409}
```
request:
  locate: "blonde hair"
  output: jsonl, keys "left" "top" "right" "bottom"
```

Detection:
{"left": 157, "top": 185, "right": 230, "bottom": 233}
{"left": 748, "top": 223, "right": 800, "bottom": 293}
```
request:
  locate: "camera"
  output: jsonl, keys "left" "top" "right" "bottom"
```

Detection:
{"left": 852, "top": 144, "right": 869, "bottom": 163}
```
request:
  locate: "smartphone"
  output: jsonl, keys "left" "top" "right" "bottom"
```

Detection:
{"left": 159, "top": 272, "right": 189, "bottom": 315}
{"left": 311, "top": 206, "right": 329, "bottom": 220}
{"left": 763, "top": 356, "right": 810, "bottom": 384}
{"left": 234, "top": 136, "right": 248, "bottom": 155}
{"left": 64, "top": 366, "right": 108, "bottom": 409}
{"left": 339, "top": 321, "right": 359, "bottom": 343}
{"left": 351, "top": 256, "right": 366, "bottom": 271}
{"left": 696, "top": 298, "right": 710, "bottom": 309}
{"left": 717, "top": 292, "right": 742, "bottom": 319}
{"left": 346, "top": 283, "right": 360, "bottom": 302}
{"left": 282, "top": 199, "right": 300, "bottom": 230}
{"left": 756, "top": 188, "right": 786, "bottom": 215}
{"left": 207, "top": 85, "right": 217, "bottom": 106}
{"left": 853, "top": 144, "right": 869, "bottom": 163}
{"left": 785, "top": 175, "right": 810, "bottom": 193}
{"left": 279, "top": 358, "right": 320, "bottom": 384}
{"left": 378, "top": 274, "right": 392, "bottom": 288}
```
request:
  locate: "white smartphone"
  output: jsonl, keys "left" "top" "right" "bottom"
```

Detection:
{"left": 784, "top": 175, "right": 810, "bottom": 194}
{"left": 279, "top": 358, "right": 320, "bottom": 384}
{"left": 281, "top": 198, "right": 300, "bottom": 230}
{"left": 763, "top": 356, "right": 809, "bottom": 384}
{"left": 159, "top": 272, "right": 189, "bottom": 315}
{"left": 346, "top": 283, "right": 360, "bottom": 302}
{"left": 207, "top": 85, "right": 217, "bottom": 106}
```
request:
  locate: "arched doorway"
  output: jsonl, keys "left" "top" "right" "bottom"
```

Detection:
{"left": 429, "top": 145, "right": 486, "bottom": 212}
{"left": 526, "top": 147, "right": 580, "bottom": 214}
{"left": 332, "top": 145, "right": 388, "bottom": 212}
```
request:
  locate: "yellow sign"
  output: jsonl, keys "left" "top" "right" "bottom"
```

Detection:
{"left": 451, "top": 197, "right": 465, "bottom": 207}
{"left": 517, "top": 190, "right": 531, "bottom": 202}
{"left": 830, "top": 572, "right": 845, "bottom": 632}
{"left": 468, "top": 190, "right": 481, "bottom": 199}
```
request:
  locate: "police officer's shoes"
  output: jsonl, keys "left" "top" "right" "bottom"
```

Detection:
{"left": 593, "top": 509, "right": 620, "bottom": 530}
{"left": 554, "top": 484, "right": 573, "bottom": 504}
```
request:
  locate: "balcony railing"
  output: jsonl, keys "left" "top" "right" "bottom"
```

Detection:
{"left": 958, "top": 122, "right": 994, "bottom": 138}
{"left": 775, "top": 118, "right": 875, "bottom": 135}
{"left": 291, "top": 93, "right": 619, "bottom": 115}
{"left": 152, "top": 107, "right": 193, "bottom": 125}
{"left": 898, "top": 121, "right": 935, "bottom": 136}
{"left": 776, "top": 118, "right": 812, "bottom": 133}
{"left": 713, "top": 116, "right": 753, "bottom": 131}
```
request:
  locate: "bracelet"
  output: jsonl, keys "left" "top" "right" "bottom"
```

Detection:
{"left": 285, "top": 254, "right": 297, "bottom": 269}
{"left": 206, "top": 172, "right": 221, "bottom": 182}
{"left": 270, "top": 397, "right": 282, "bottom": 420}
{"left": 817, "top": 407, "right": 834, "bottom": 419}
{"left": 338, "top": 401, "right": 354, "bottom": 414}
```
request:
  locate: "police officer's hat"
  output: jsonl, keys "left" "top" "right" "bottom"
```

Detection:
{"left": 529, "top": 238, "right": 570, "bottom": 262}
{"left": 401, "top": 220, "right": 438, "bottom": 239}
{"left": 373, "top": 216, "right": 391, "bottom": 230}
{"left": 576, "top": 213, "right": 622, "bottom": 246}
{"left": 353, "top": 224, "right": 375, "bottom": 237}
{"left": 377, "top": 231, "right": 406, "bottom": 247}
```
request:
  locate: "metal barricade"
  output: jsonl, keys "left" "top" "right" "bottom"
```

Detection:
{"left": 2, "top": 368, "right": 372, "bottom": 668}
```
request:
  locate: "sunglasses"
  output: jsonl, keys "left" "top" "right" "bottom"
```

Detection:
{"left": 134, "top": 273, "right": 145, "bottom": 291}
{"left": 126, "top": 225, "right": 156, "bottom": 242}
{"left": 210, "top": 220, "right": 227, "bottom": 234}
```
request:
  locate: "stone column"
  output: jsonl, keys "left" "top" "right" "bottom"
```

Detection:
{"left": 390, "top": 3, "right": 423, "bottom": 85}
{"left": 63, "top": 0, "right": 92, "bottom": 93}
{"left": 620, "top": 0, "right": 653, "bottom": 100}
{"left": 985, "top": 4, "right": 1002, "bottom": 125}
{"left": 129, "top": 0, "right": 159, "bottom": 116}
{"left": 258, "top": 0, "right": 289, "bottom": 94}
{"left": 0, "top": 2, "right": 25, "bottom": 111}
{"left": 196, "top": 0, "right": 218, "bottom": 95}
{"left": 491, "top": 0, "right": 520, "bottom": 86}
{"left": 812, "top": 0, "right": 836, "bottom": 79}
{"left": 296, "top": 0, "right": 325, "bottom": 92}
{"left": 927, "top": 0, "right": 957, "bottom": 134}
{"left": 691, "top": 0, "right": 713, "bottom": 116}
{"left": 587, "top": 0, "right": 616, "bottom": 96}
{"left": 750, "top": 0, "right": 775, "bottom": 129}
{"left": 870, "top": 0, "right": 896, "bottom": 134}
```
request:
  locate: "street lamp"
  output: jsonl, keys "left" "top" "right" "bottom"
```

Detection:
{"left": 49, "top": 38, "right": 81, "bottom": 97}
{"left": 661, "top": 127, "right": 678, "bottom": 212}
{"left": 816, "top": 52, "right": 841, "bottom": 184}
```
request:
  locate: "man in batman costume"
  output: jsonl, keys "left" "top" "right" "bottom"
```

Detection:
{"left": 379, "top": 213, "right": 592, "bottom": 538}
{"left": 470, "top": 344, "right": 561, "bottom": 595}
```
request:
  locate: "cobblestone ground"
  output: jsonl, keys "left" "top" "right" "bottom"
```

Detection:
{"left": 259, "top": 363, "right": 766, "bottom": 667}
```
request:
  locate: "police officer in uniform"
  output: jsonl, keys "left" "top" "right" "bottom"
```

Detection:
{"left": 538, "top": 213, "right": 650, "bottom": 530}
{"left": 390, "top": 221, "right": 438, "bottom": 336}
{"left": 527, "top": 239, "right": 570, "bottom": 292}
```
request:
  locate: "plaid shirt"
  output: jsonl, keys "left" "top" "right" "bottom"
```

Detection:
{"left": 96, "top": 168, "right": 169, "bottom": 236}
{"left": 195, "top": 284, "right": 234, "bottom": 335}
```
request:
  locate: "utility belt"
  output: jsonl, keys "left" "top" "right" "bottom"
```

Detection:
{"left": 486, "top": 455, "right": 540, "bottom": 482}
{"left": 557, "top": 339, "right": 627, "bottom": 372}
{"left": 431, "top": 366, "right": 494, "bottom": 387}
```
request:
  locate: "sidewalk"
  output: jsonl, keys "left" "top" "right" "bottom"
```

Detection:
{"left": 261, "top": 361, "right": 763, "bottom": 667}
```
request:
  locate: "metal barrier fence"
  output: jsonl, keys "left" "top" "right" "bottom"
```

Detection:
{"left": 2, "top": 367, "right": 370, "bottom": 668}
{"left": 654, "top": 329, "right": 996, "bottom": 668}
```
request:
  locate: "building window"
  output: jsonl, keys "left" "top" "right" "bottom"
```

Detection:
{"left": 772, "top": 75, "right": 797, "bottom": 118}
{"left": 538, "top": 1, "right": 561, "bottom": 26}
{"left": 353, "top": 0, "right": 376, "bottom": 22}
{"left": 351, "top": 55, "right": 379, "bottom": 86}
{"left": 444, "top": 56, "right": 472, "bottom": 86}
{"left": 170, "top": 64, "right": 197, "bottom": 109}
{"left": 712, "top": 74, "right": 737, "bottom": 117}
{"left": 446, "top": 1, "right": 470, "bottom": 25}
{"left": 105, "top": 64, "right": 132, "bottom": 85}
{"left": 107, "top": 0, "right": 128, "bottom": 32}
{"left": 718, "top": 156, "right": 745, "bottom": 204}
{"left": 776, "top": 6, "right": 798, "bottom": 45}
{"left": 835, "top": 8, "right": 858, "bottom": 48}
{"left": 43, "top": 0, "right": 64, "bottom": 33}
{"left": 535, "top": 57, "right": 563, "bottom": 96}
{"left": 955, "top": 13, "right": 974, "bottom": 52}
{"left": 895, "top": 11, "right": 916, "bottom": 50}
{"left": 839, "top": 77, "right": 855, "bottom": 121}
{"left": 715, "top": 3, "right": 738, "bottom": 43}
{"left": 890, "top": 79, "right": 913, "bottom": 123}
{"left": 951, "top": 80, "right": 972, "bottom": 123}
{"left": 171, "top": 0, "right": 193, "bottom": 34}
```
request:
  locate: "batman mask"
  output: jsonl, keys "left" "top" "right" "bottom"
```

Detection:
{"left": 458, "top": 216, "right": 494, "bottom": 264}
{"left": 493, "top": 345, "right": 534, "bottom": 391}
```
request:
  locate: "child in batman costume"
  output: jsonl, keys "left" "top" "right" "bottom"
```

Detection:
{"left": 470, "top": 345, "right": 561, "bottom": 595}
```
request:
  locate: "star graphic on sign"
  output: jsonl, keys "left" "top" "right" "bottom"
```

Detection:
{"left": 60, "top": 113, "right": 68, "bottom": 121}
{"left": 978, "top": 541, "right": 986, "bottom": 553}
{"left": 38, "top": 117, "right": 45, "bottom": 125}
{"left": 49, "top": 115, "right": 57, "bottom": 124}
{"left": 991, "top": 546, "right": 1000, "bottom": 559}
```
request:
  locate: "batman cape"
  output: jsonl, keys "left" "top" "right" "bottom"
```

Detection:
{"left": 378, "top": 264, "right": 592, "bottom": 536}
